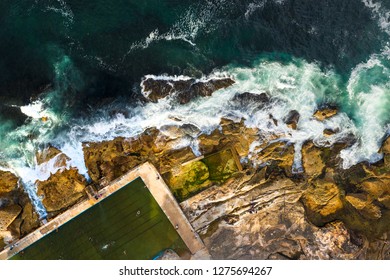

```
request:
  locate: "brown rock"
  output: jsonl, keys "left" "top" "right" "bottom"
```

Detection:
{"left": 36, "top": 146, "right": 61, "bottom": 163}
{"left": 377, "top": 195, "right": 390, "bottom": 209}
{"left": 197, "top": 129, "right": 226, "bottom": 155}
{"left": 323, "top": 128, "right": 338, "bottom": 136}
{"left": 380, "top": 136, "right": 390, "bottom": 154}
{"left": 0, "top": 171, "right": 18, "bottom": 196}
{"left": 191, "top": 79, "right": 235, "bottom": 97}
{"left": 83, "top": 128, "right": 197, "bottom": 185}
{"left": 360, "top": 179, "right": 390, "bottom": 199}
{"left": 314, "top": 107, "right": 338, "bottom": 121}
{"left": 345, "top": 194, "right": 382, "bottom": 220}
{"left": 37, "top": 168, "right": 86, "bottom": 212}
{"left": 20, "top": 202, "right": 40, "bottom": 236}
{"left": 366, "top": 233, "right": 390, "bottom": 259}
{"left": 83, "top": 137, "right": 135, "bottom": 184}
{"left": 0, "top": 205, "right": 22, "bottom": 230}
{"left": 159, "top": 123, "right": 200, "bottom": 139}
{"left": 358, "top": 179, "right": 390, "bottom": 209}
{"left": 302, "top": 142, "right": 325, "bottom": 177}
{"left": 220, "top": 119, "right": 260, "bottom": 158}
{"left": 253, "top": 141, "right": 295, "bottom": 177}
{"left": 302, "top": 180, "right": 344, "bottom": 223}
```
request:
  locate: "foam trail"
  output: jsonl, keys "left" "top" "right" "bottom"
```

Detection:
{"left": 124, "top": 3, "right": 215, "bottom": 56}
{"left": 362, "top": 0, "right": 390, "bottom": 35}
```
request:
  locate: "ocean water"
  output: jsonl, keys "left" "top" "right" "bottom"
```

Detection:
{"left": 0, "top": 0, "right": 389, "bottom": 217}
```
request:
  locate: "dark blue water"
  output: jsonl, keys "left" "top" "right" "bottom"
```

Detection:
{"left": 0, "top": 0, "right": 386, "bottom": 107}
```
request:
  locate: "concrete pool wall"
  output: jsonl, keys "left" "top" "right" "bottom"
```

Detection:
{"left": 0, "top": 162, "right": 207, "bottom": 260}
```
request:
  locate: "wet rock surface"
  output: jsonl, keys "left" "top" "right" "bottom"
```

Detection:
{"left": 283, "top": 110, "right": 300, "bottom": 130}
{"left": 35, "top": 145, "right": 69, "bottom": 166}
{"left": 141, "top": 77, "right": 235, "bottom": 104}
{"left": 232, "top": 92, "right": 270, "bottom": 111}
{"left": 314, "top": 107, "right": 338, "bottom": 121}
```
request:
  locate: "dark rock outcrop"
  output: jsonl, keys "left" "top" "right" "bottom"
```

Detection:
{"left": 232, "top": 92, "right": 270, "bottom": 108}
{"left": 141, "top": 77, "right": 235, "bottom": 104}
{"left": 283, "top": 110, "right": 300, "bottom": 130}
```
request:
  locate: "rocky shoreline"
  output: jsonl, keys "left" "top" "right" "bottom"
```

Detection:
{"left": 1, "top": 77, "right": 390, "bottom": 259}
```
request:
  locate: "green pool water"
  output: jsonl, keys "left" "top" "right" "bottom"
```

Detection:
{"left": 11, "top": 178, "right": 188, "bottom": 260}
{"left": 164, "top": 149, "right": 240, "bottom": 202}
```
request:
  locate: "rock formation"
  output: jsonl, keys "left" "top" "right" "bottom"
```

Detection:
{"left": 36, "top": 168, "right": 87, "bottom": 213}
{"left": 2, "top": 78, "right": 390, "bottom": 260}
{"left": 0, "top": 171, "right": 40, "bottom": 250}
{"left": 141, "top": 77, "right": 235, "bottom": 104}
{"left": 80, "top": 113, "right": 390, "bottom": 259}
{"left": 314, "top": 107, "right": 338, "bottom": 121}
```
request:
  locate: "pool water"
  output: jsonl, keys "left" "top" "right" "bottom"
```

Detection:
{"left": 11, "top": 178, "right": 188, "bottom": 260}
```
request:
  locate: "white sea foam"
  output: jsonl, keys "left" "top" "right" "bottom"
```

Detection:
{"left": 124, "top": 4, "right": 215, "bottom": 56}
{"left": 3, "top": 50, "right": 390, "bottom": 218}
{"left": 20, "top": 100, "right": 46, "bottom": 119}
{"left": 362, "top": 0, "right": 390, "bottom": 35}
{"left": 37, "top": 55, "right": 387, "bottom": 179}
{"left": 245, "top": 0, "right": 286, "bottom": 19}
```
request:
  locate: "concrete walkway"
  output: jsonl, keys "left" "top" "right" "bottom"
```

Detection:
{"left": 0, "top": 162, "right": 207, "bottom": 260}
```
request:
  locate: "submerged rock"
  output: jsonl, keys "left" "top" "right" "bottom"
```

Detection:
{"left": 232, "top": 92, "right": 270, "bottom": 109}
{"left": 141, "top": 77, "right": 235, "bottom": 104}
{"left": 164, "top": 161, "right": 211, "bottom": 201}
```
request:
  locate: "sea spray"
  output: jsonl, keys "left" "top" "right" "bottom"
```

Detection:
{"left": 0, "top": 54, "right": 85, "bottom": 218}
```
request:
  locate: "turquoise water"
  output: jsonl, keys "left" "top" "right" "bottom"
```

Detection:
{"left": 0, "top": 0, "right": 389, "bottom": 215}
